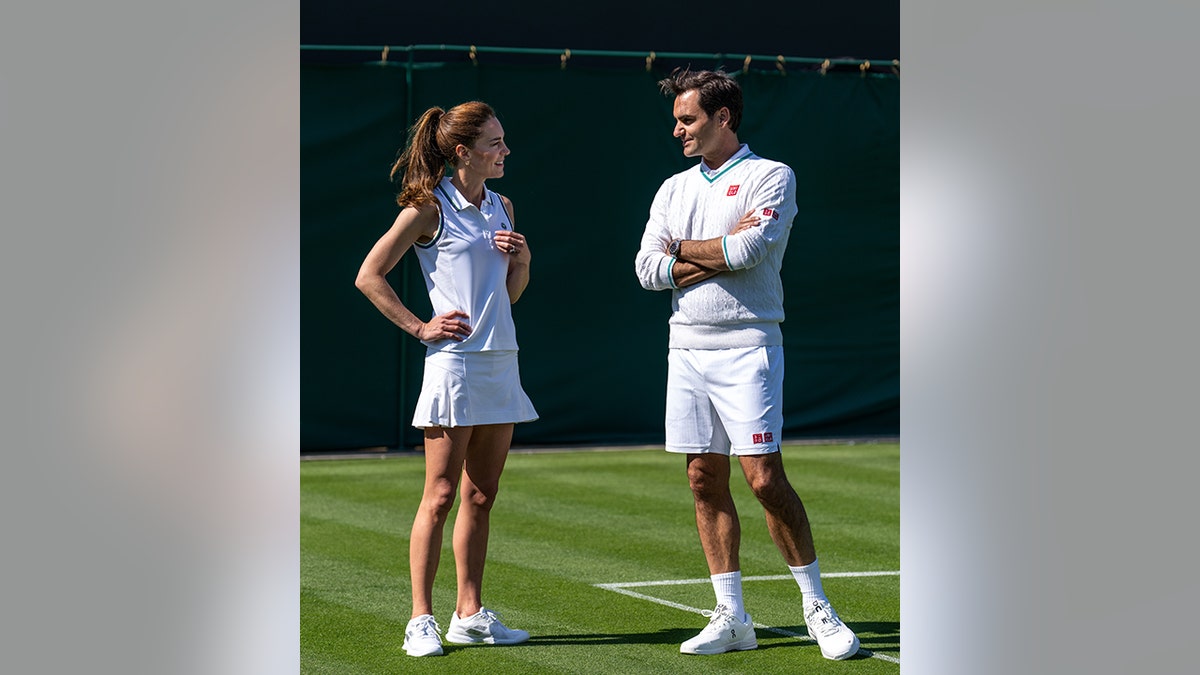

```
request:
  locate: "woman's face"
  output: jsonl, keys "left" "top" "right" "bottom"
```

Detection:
{"left": 463, "top": 116, "right": 510, "bottom": 179}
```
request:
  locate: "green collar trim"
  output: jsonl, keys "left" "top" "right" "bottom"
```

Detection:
{"left": 700, "top": 153, "right": 753, "bottom": 184}
{"left": 437, "top": 181, "right": 495, "bottom": 212}
{"left": 435, "top": 184, "right": 466, "bottom": 212}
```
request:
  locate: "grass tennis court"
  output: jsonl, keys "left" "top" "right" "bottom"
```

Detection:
{"left": 301, "top": 442, "right": 899, "bottom": 673}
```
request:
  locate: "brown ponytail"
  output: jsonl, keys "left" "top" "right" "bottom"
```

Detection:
{"left": 391, "top": 107, "right": 446, "bottom": 208}
{"left": 389, "top": 101, "right": 497, "bottom": 208}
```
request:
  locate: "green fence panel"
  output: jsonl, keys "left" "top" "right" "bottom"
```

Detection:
{"left": 302, "top": 61, "right": 897, "bottom": 450}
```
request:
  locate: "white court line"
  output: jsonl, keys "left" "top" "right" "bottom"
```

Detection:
{"left": 605, "top": 570, "right": 900, "bottom": 588}
{"left": 594, "top": 570, "right": 900, "bottom": 666}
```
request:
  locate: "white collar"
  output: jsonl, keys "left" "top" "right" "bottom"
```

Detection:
{"left": 701, "top": 144, "right": 752, "bottom": 176}
{"left": 437, "top": 176, "right": 494, "bottom": 212}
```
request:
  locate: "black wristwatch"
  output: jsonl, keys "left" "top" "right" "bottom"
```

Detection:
{"left": 667, "top": 239, "right": 682, "bottom": 257}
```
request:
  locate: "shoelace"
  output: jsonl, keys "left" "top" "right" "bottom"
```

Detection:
{"left": 474, "top": 607, "right": 524, "bottom": 637}
{"left": 411, "top": 617, "right": 441, "bottom": 638}
{"left": 806, "top": 603, "right": 844, "bottom": 637}
{"left": 700, "top": 605, "right": 738, "bottom": 630}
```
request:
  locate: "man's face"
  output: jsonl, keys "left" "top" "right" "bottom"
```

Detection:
{"left": 672, "top": 89, "right": 721, "bottom": 159}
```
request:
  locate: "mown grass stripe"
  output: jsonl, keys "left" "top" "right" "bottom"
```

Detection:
{"left": 594, "top": 575, "right": 901, "bottom": 665}
{"left": 599, "top": 570, "right": 900, "bottom": 588}
{"left": 302, "top": 444, "right": 899, "bottom": 673}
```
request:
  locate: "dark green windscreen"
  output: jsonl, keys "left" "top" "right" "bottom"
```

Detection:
{"left": 302, "top": 62, "right": 898, "bottom": 450}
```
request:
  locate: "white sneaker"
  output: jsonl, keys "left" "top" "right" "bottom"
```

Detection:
{"left": 445, "top": 607, "right": 530, "bottom": 645}
{"left": 402, "top": 614, "right": 443, "bottom": 657}
{"left": 804, "top": 598, "right": 860, "bottom": 660}
{"left": 680, "top": 604, "right": 758, "bottom": 655}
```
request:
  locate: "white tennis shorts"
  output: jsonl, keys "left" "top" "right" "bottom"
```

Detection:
{"left": 664, "top": 345, "right": 784, "bottom": 456}
{"left": 412, "top": 350, "right": 539, "bottom": 428}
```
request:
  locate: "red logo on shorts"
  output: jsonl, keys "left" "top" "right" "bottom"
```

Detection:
{"left": 762, "top": 208, "right": 779, "bottom": 220}
{"left": 753, "top": 433, "right": 763, "bottom": 443}
{"left": 727, "top": 185, "right": 740, "bottom": 196}
{"left": 752, "top": 432, "right": 774, "bottom": 444}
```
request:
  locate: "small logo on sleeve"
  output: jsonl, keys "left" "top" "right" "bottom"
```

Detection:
{"left": 762, "top": 208, "right": 779, "bottom": 220}
{"left": 752, "top": 432, "right": 775, "bottom": 444}
{"left": 727, "top": 185, "right": 740, "bottom": 196}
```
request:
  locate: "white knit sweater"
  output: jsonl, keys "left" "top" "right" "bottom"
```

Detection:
{"left": 635, "top": 145, "right": 797, "bottom": 349}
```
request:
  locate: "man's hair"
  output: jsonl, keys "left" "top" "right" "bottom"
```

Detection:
{"left": 657, "top": 68, "right": 743, "bottom": 132}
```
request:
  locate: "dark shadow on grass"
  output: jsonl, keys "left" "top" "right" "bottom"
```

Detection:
{"left": 767, "top": 620, "right": 900, "bottom": 658}
{"left": 521, "top": 627, "right": 699, "bottom": 646}
{"left": 446, "top": 620, "right": 900, "bottom": 657}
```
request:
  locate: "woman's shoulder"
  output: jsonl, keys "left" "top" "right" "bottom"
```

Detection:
{"left": 396, "top": 201, "right": 442, "bottom": 240}
{"left": 403, "top": 200, "right": 442, "bottom": 221}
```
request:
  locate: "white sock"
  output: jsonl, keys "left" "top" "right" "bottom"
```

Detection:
{"left": 789, "top": 559, "right": 828, "bottom": 605}
{"left": 711, "top": 571, "right": 746, "bottom": 619}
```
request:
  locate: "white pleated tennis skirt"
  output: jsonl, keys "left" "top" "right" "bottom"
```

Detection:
{"left": 411, "top": 350, "right": 539, "bottom": 429}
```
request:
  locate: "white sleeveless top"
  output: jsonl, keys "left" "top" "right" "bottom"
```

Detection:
{"left": 412, "top": 177, "right": 519, "bottom": 353}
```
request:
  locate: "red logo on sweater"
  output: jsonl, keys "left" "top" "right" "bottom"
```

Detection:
{"left": 762, "top": 208, "right": 779, "bottom": 220}
{"left": 727, "top": 185, "right": 740, "bottom": 196}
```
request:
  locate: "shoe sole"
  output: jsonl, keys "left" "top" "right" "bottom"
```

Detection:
{"left": 808, "top": 630, "right": 860, "bottom": 660}
{"left": 681, "top": 638, "right": 758, "bottom": 655}
{"left": 402, "top": 643, "right": 444, "bottom": 657}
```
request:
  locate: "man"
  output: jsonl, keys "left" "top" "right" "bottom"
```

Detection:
{"left": 634, "top": 68, "right": 860, "bottom": 660}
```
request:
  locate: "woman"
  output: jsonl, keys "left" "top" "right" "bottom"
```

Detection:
{"left": 355, "top": 101, "right": 537, "bottom": 657}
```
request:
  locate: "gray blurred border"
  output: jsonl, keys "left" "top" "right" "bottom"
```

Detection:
{"left": 3, "top": 1, "right": 1198, "bottom": 673}
{"left": 1, "top": 2, "right": 298, "bottom": 673}
{"left": 904, "top": 2, "right": 1199, "bottom": 673}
